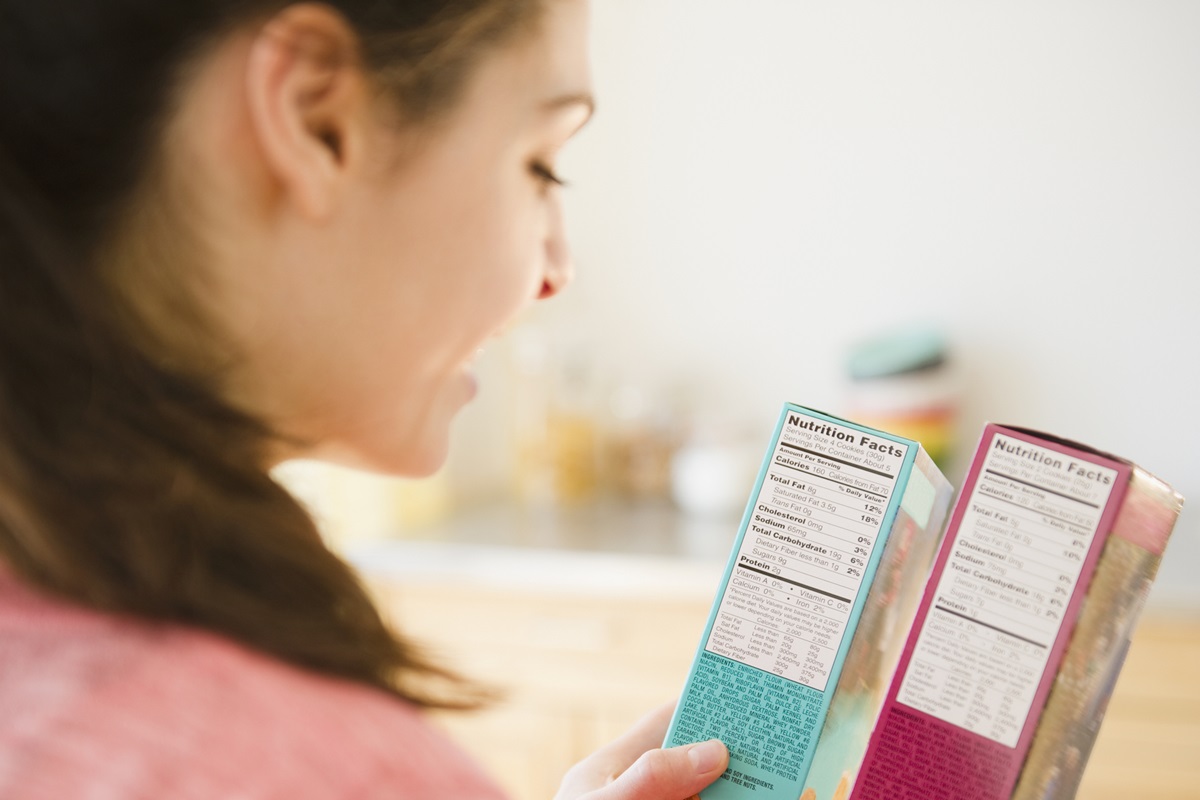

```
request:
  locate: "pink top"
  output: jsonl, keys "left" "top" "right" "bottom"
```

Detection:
{"left": 0, "top": 569, "right": 508, "bottom": 799}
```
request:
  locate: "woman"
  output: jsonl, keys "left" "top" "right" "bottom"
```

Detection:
{"left": 0, "top": 0, "right": 728, "bottom": 796}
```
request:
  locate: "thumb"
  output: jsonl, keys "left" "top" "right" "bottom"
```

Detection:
{"left": 595, "top": 739, "right": 729, "bottom": 800}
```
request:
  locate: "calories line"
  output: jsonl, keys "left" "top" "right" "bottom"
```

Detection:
{"left": 772, "top": 461, "right": 888, "bottom": 502}
{"left": 779, "top": 441, "right": 895, "bottom": 480}
{"left": 984, "top": 469, "right": 1100, "bottom": 509}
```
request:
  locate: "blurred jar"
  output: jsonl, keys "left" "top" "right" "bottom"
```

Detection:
{"left": 669, "top": 417, "right": 761, "bottom": 519}
{"left": 602, "top": 383, "right": 680, "bottom": 501}
{"left": 509, "top": 328, "right": 599, "bottom": 507}
{"left": 843, "top": 326, "right": 959, "bottom": 471}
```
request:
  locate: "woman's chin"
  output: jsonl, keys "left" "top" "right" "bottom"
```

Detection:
{"left": 462, "top": 366, "right": 479, "bottom": 403}
{"left": 296, "top": 429, "right": 451, "bottom": 479}
{"left": 395, "top": 443, "right": 451, "bottom": 478}
{"left": 278, "top": 370, "right": 478, "bottom": 478}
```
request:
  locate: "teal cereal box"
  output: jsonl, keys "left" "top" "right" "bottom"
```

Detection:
{"left": 665, "top": 403, "right": 953, "bottom": 800}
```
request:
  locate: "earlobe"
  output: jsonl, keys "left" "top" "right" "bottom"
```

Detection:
{"left": 244, "top": 4, "right": 365, "bottom": 221}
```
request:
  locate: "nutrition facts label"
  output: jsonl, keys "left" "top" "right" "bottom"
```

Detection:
{"left": 705, "top": 410, "right": 909, "bottom": 692}
{"left": 896, "top": 432, "right": 1118, "bottom": 747}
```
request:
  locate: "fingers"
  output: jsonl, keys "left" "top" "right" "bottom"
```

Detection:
{"left": 599, "top": 739, "right": 729, "bottom": 800}
{"left": 596, "top": 702, "right": 678, "bottom": 767}
{"left": 555, "top": 701, "right": 730, "bottom": 800}
{"left": 557, "top": 703, "right": 679, "bottom": 797}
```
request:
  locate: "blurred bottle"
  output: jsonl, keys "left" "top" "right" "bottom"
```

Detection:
{"left": 272, "top": 460, "right": 450, "bottom": 550}
{"left": 509, "top": 327, "right": 553, "bottom": 504}
{"left": 843, "top": 325, "right": 960, "bottom": 472}
{"left": 546, "top": 350, "right": 600, "bottom": 504}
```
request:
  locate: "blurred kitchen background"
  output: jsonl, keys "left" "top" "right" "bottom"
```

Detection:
{"left": 278, "top": 0, "right": 1199, "bottom": 609}
{"left": 274, "top": 4, "right": 1200, "bottom": 795}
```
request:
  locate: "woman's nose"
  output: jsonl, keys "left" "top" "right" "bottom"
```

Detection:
{"left": 537, "top": 190, "right": 573, "bottom": 300}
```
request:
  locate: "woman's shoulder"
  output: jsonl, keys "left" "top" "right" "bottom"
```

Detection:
{"left": 0, "top": 570, "right": 507, "bottom": 799}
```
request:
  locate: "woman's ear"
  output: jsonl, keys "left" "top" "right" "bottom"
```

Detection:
{"left": 245, "top": 3, "right": 367, "bottom": 221}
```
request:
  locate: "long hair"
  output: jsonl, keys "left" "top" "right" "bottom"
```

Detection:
{"left": 0, "top": 0, "right": 540, "bottom": 707}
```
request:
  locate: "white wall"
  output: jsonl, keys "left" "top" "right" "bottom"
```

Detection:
{"left": 520, "top": 0, "right": 1199, "bottom": 607}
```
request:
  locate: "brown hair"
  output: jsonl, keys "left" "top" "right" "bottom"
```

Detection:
{"left": 0, "top": 0, "right": 542, "bottom": 706}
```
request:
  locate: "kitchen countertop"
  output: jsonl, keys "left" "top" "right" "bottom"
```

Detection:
{"left": 342, "top": 495, "right": 1198, "bottom": 612}
{"left": 343, "top": 499, "right": 739, "bottom": 598}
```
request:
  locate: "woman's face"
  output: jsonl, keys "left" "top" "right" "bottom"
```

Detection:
{"left": 227, "top": 0, "right": 593, "bottom": 475}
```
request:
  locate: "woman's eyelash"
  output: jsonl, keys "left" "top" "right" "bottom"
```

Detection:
{"left": 530, "top": 161, "right": 566, "bottom": 187}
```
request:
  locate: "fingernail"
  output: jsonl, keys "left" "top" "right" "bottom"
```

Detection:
{"left": 688, "top": 739, "right": 726, "bottom": 773}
